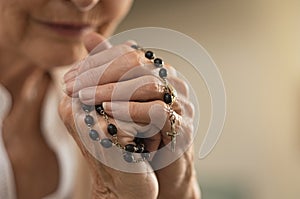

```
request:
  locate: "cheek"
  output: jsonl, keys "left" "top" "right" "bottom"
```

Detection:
{"left": 0, "top": 2, "right": 28, "bottom": 49}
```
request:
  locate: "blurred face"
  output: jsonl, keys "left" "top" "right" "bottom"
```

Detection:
{"left": 0, "top": 0, "right": 133, "bottom": 68}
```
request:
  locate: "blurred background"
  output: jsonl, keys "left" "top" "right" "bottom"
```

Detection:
{"left": 116, "top": 0, "right": 300, "bottom": 199}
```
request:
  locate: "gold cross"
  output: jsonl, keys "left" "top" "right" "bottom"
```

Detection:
{"left": 166, "top": 131, "right": 179, "bottom": 152}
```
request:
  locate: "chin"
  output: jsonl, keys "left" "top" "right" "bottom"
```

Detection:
{"left": 21, "top": 37, "right": 87, "bottom": 69}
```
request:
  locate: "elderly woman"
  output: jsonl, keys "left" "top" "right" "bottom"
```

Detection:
{"left": 0, "top": 0, "right": 200, "bottom": 198}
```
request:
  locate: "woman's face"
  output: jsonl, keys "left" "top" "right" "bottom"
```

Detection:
{"left": 0, "top": 0, "right": 133, "bottom": 68}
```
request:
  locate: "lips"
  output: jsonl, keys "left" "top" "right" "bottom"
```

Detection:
{"left": 32, "top": 18, "right": 95, "bottom": 37}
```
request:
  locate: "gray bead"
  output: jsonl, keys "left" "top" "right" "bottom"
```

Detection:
{"left": 82, "top": 104, "right": 93, "bottom": 112}
{"left": 123, "top": 152, "right": 134, "bottom": 163}
{"left": 142, "top": 150, "right": 150, "bottom": 160}
{"left": 84, "top": 115, "right": 95, "bottom": 126}
{"left": 89, "top": 129, "right": 99, "bottom": 141}
{"left": 159, "top": 68, "right": 167, "bottom": 79}
{"left": 100, "top": 138, "right": 113, "bottom": 148}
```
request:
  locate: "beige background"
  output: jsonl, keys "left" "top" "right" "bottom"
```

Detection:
{"left": 116, "top": 0, "right": 300, "bottom": 199}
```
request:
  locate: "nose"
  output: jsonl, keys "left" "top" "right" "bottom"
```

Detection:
{"left": 70, "top": 0, "right": 100, "bottom": 11}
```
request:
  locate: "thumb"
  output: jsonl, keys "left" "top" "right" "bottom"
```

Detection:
{"left": 83, "top": 32, "right": 112, "bottom": 55}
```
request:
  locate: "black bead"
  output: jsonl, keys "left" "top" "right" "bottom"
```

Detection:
{"left": 82, "top": 104, "right": 93, "bottom": 112}
{"left": 159, "top": 68, "right": 168, "bottom": 79}
{"left": 164, "top": 93, "right": 172, "bottom": 104}
{"left": 134, "top": 137, "right": 143, "bottom": 145}
{"left": 136, "top": 145, "right": 144, "bottom": 153}
{"left": 84, "top": 115, "right": 95, "bottom": 126}
{"left": 145, "top": 51, "right": 154, "bottom": 60}
{"left": 95, "top": 104, "right": 104, "bottom": 115}
{"left": 89, "top": 129, "right": 99, "bottom": 141}
{"left": 107, "top": 124, "right": 117, "bottom": 136}
{"left": 131, "top": 44, "right": 139, "bottom": 50}
{"left": 125, "top": 144, "right": 136, "bottom": 153}
{"left": 154, "top": 58, "right": 163, "bottom": 67}
{"left": 100, "top": 138, "right": 113, "bottom": 148}
{"left": 142, "top": 150, "right": 150, "bottom": 160}
{"left": 123, "top": 152, "right": 134, "bottom": 163}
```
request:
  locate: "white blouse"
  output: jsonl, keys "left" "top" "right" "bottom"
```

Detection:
{"left": 0, "top": 82, "right": 78, "bottom": 199}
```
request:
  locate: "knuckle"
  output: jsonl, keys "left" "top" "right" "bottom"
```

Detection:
{"left": 171, "top": 77, "right": 189, "bottom": 97}
{"left": 93, "top": 85, "right": 112, "bottom": 102}
{"left": 124, "top": 51, "right": 140, "bottom": 65}
{"left": 118, "top": 52, "right": 132, "bottom": 67}
{"left": 118, "top": 44, "right": 134, "bottom": 54}
{"left": 151, "top": 82, "right": 160, "bottom": 93}
{"left": 149, "top": 101, "right": 169, "bottom": 128}
{"left": 84, "top": 57, "right": 96, "bottom": 70}
{"left": 181, "top": 80, "right": 190, "bottom": 97}
{"left": 188, "top": 102, "right": 195, "bottom": 118}
{"left": 152, "top": 100, "right": 168, "bottom": 118}
{"left": 184, "top": 101, "right": 195, "bottom": 118}
{"left": 173, "top": 102, "right": 183, "bottom": 115}
{"left": 144, "top": 76, "right": 160, "bottom": 92}
{"left": 107, "top": 82, "right": 115, "bottom": 91}
{"left": 121, "top": 51, "right": 144, "bottom": 69}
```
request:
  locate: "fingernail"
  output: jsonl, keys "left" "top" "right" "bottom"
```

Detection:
{"left": 102, "top": 102, "right": 108, "bottom": 110}
{"left": 79, "top": 87, "right": 96, "bottom": 101}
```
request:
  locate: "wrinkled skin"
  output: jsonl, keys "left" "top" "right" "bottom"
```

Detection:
{"left": 59, "top": 33, "right": 200, "bottom": 198}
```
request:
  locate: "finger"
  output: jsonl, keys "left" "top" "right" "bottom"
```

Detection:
{"left": 102, "top": 100, "right": 193, "bottom": 150}
{"left": 102, "top": 100, "right": 176, "bottom": 133}
{"left": 78, "top": 75, "right": 163, "bottom": 105}
{"left": 102, "top": 96, "right": 193, "bottom": 122}
{"left": 171, "top": 96, "right": 195, "bottom": 117}
{"left": 63, "top": 42, "right": 137, "bottom": 83}
{"left": 64, "top": 51, "right": 153, "bottom": 96}
{"left": 77, "top": 75, "right": 194, "bottom": 119}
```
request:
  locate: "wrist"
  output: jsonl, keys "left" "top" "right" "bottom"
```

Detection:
{"left": 92, "top": 172, "right": 117, "bottom": 199}
{"left": 91, "top": 173, "right": 117, "bottom": 199}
